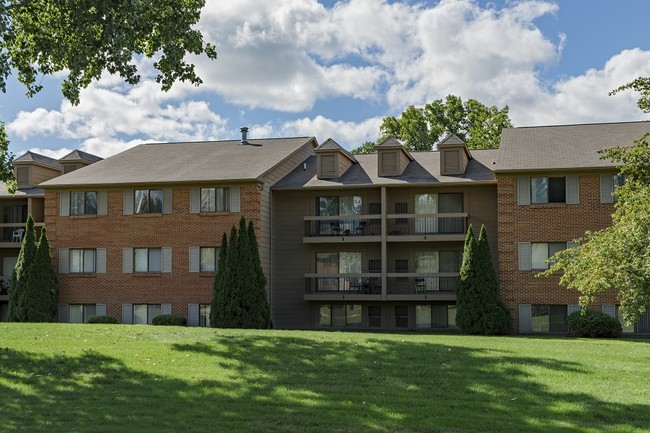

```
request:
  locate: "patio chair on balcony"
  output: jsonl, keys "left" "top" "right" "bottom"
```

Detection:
{"left": 355, "top": 220, "right": 367, "bottom": 235}
{"left": 414, "top": 277, "right": 427, "bottom": 293}
{"left": 330, "top": 221, "right": 341, "bottom": 236}
{"left": 11, "top": 228, "right": 25, "bottom": 243}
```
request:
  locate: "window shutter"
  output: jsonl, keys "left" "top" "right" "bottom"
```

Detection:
{"left": 189, "top": 247, "right": 200, "bottom": 273}
{"left": 60, "top": 192, "right": 70, "bottom": 216}
{"left": 188, "top": 304, "right": 200, "bottom": 327}
{"left": 59, "top": 248, "right": 69, "bottom": 274}
{"left": 381, "top": 152, "right": 396, "bottom": 175}
{"left": 123, "top": 189, "right": 134, "bottom": 215}
{"left": 96, "top": 248, "right": 107, "bottom": 273}
{"left": 190, "top": 188, "right": 200, "bottom": 213}
{"left": 96, "top": 304, "right": 107, "bottom": 316}
{"left": 518, "top": 304, "right": 532, "bottom": 333}
{"left": 567, "top": 241, "right": 580, "bottom": 249}
{"left": 602, "top": 304, "right": 616, "bottom": 318}
{"left": 16, "top": 167, "right": 29, "bottom": 188}
{"left": 566, "top": 175, "right": 579, "bottom": 204}
{"left": 162, "top": 247, "right": 172, "bottom": 273}
{"left": 600, "top": 174, "right": 614, "bottom": 203}
{"left": 517, "top": 177, "right": 530, "bottom": 205}
{"left": 567, "top": 304, "right": 581, "bottom": 315}
{"left": 161, "top": 303, "right": 172, "bottom": 315}
{"left": 321, "top": 155, "right": 336, "bottom": 176}
{"left": 443, "top": 150, "right": 460, "bottom": 173}
{"left": 122, "top": 248, "right": 133, "bottom": 273}
{"left": 163, "top": 188, "right": 172, "bottom": 214}
{"left": 97, "top": 191, "right": 108, "bottom": 215}
{"left": 230, "top": 186, "right": 240, "bottom": 212}
{"left": 58, "top": 304, "right": 69, "bottom": 323}
{"left": 122, "top": 304, "right": 133, "bottom": 324}
{"left": 518, "top": 242, "right": 531, "bottom": 271}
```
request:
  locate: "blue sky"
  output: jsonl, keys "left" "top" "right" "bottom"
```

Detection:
{"left": 1, "top": 0, "right": 649, "bottom": 159}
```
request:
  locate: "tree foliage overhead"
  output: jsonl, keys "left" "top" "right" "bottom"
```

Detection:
{"left": 379, "top": 94, "right": 513, "bottom": 152}
{"left": 0, "top": 0, "right": 217, "bottom": 105}
{"left": 540, "top": 133, "right": 650, "bottom": 325}
{"left": 349, "top": 140, "right": 377, "bottom": 155}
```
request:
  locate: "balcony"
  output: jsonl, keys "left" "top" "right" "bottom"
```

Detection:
{"left": 386, "top": 213, "right": 467, "bottom": 241}
{"left": 304, "top": 274, "right": 382, "bottom": 301}
{"left": 303, "top": 215, "right": 381, "bottom": 243}
{"left": 386, "top": 274, "right": 458, "bottom": 301}
{"left": 0, "top": 223, "right": 44, "bottom": 247}
{"left": 0, "top": 279, "right": 9, "bottom": 301}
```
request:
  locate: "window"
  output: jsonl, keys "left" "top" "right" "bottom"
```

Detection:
{"left": 200, "top": 304, "right": 211, "bottom": 327}
{"left": 134, "top": 189, "right": 163, "bottom": 214}
{"left": 414, "top": 193, "right": 464, "bottom": 234}
{"left": 368, "top": 259, "right": 381, "bottom": 273}
{"left": 70, "top": 191, "right": 97, "bottom": 215}
{"left": 531, "top": 177, "right": 566, "bottom": 203}
{"left": 395, "top": 306, "right": 409, "bottom": 328}
{"left": 368, "top": 202, "right": 381, "bottom": 214}
{"left": 316, "top": 252, "right": 362, "bottom": 291}
{"left": 134, "top": 248, "right": 162, "bottom": 272}
{"left": 200, "top": 187, "right": 230, "bottom": 212}
{"left": 531, "top": 243, "right": 566, "bottom": 270}
{"left": 531, "top": 305, "right": 566, "bottom": 332}
{"left": 395, "top": 259, "right": 408, "bottom": 273}
{"left": 368, "top": 306, "right": 382, "bottom": 327}
{"left": 133, "top": 304, "right": 161, "bottom": 325}
{"left": 70, "top": 249, "right": 96, "bottom": 273}
{"left": 200, "top": 247, "right": 219, "bottom": 272}
{"left": 69, "top": 304, "right": 97, "bottom": 324}
{"left": 416, "top": 304, "right": 457, "bottom": 328}
{"left": 319, "top": 304, "right": 361, "bottom": 327}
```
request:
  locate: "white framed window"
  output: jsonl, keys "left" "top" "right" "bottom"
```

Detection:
{"left": 134, "top": 248, "right": 162, "bottom": 272}
{"left": 199, "top": 304, "right": 211, "bottom": 327}
{"left": 70, "top": 191, "right": 97, "bottom": 215}
{"left": 133, "top": 304, "right": 162, "bottom": 325}
{"left": 531, "top": 242, "right": 566, "bottom": 270}
{"left": 69, "top": 304, "right": 97, "bottom": 323}
{"left": 318, "top": 304, "right": 361, "bottom": 327}
{"left": 134, "top": 189, "right": 163, "bottom": 214}
{"left": 200, "top": 187, "right": 230, "bottom": 212}
{"left": 70, "top": 249, "right": 96, "bottom": 273}
{"left": 531, "top": 177, "right": 566, "bottom": 203}
{"left": 200, "top": 247, "right": 219, "bottom": 272}
{"left": 531, "top": 305, "right": 567, "bottom": 332}
{"left": 416, "top": 304, "right": 457, "bottom": 328}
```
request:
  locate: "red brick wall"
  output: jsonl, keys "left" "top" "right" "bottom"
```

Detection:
{"left": 497, "top": 174, "right": 619, "bottom": 330}
{"left": 44, "top": 183, "right": 262, "bottom": 322}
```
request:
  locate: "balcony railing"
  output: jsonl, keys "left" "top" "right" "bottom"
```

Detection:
{"left": 386, "top": 274, "right": 458, "bottom": 295}
{"left": 0, "top": 279, "right": 9, "bottom": 296}
{"left": 0, "top": 222, "right": 44, "bottom": 243}
{"left": 304, "top": 215, "right": 381, "bottom": 237}
{"left": 387, "top": 213, "right": 467, "bottom": 236}
{"left": 304, "top": 274, "right": 382, "bottom": 294}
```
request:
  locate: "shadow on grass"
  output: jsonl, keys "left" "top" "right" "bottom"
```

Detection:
{"left": 0, "top": 334, "right": 648, "bottom": 433}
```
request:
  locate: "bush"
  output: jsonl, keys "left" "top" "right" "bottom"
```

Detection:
{"left": 152, "top": 314, "right": 187, "bottom": 326}
{"left": 566, "top": 310, "right": 622, "bottom": 338}
{"left": 88, "top": 315, "right": 118, "bottom": 324}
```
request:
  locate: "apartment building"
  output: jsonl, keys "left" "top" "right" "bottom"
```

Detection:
{"left": 39, "top": 133, "right": 317, "bottom": 326}
{"left": 0, "top": 150, "right": 101, "bottom": 321}
{"left": 3, "top": 121, "right": 649, "bottom": 333}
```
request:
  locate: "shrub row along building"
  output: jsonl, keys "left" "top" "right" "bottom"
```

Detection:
{"left": 1, "top": 121, "right": 649, "bottom": 333}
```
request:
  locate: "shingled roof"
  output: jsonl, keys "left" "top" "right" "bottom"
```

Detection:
{"left": 13, "top": 151, "right": 61, "bottom": 170}
{"left": 495, "top": 121, "right": 650, "bottom": 172}
{"left": 59, "top": 149, "right": 103, "bottom": 163}
{"left": 41, "top": 137, "right": 317, "bottom": 187}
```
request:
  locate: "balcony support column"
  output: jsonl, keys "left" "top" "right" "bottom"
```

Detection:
{"left": 381, "top": 186, "right": 387, "bottom": 301}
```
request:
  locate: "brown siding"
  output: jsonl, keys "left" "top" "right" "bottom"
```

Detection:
{"left": 497, "top": 174, "right": 618, "bottom": 331}
{"left": 31, "top": 165, "right": 61, "bottom": 187}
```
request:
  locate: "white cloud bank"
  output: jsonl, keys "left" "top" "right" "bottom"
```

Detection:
{"left": 7, "top": 0, "right": 650, "bottom": 155}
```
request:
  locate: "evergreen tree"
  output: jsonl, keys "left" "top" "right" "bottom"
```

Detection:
{"left": 210, "top": 233, "right": 228, "bottom": 327}
{"left": 22, "top": 227, "right": 58, "bottom": 322}
{"left": 247, "top": 219, "right": 270, "bottom": 328}
{"left": 8, "top": 215, "right": 37, "bottom": 322}
{"left": 455, "top": 225, "right": 512, "bottom": 334}
{"left": 218, "top": 225, "right": 240, "bottom": 327}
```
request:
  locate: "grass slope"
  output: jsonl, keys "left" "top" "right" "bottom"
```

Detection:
{"left": 1, "top": 324, "right": 649, "bottom": 433}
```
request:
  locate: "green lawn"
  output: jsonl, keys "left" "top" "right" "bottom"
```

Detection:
{"left": 1, "top": 324, "right": 649, "bottom": 433}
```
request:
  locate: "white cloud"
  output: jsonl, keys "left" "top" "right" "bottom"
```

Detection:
{"left": 279, "top": 115, "right": 384, "bottom": 149}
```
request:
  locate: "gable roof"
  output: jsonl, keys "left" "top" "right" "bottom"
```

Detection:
{"left": 495, "top": 121, "right": 650, "bottom": 172}
{"left": 13, "top": 151, "right": 61, "bottom": 170}
{"left": 59, "top": 149, "right": 103, "bottom": 164}
{"left": 376, "top": 136, "right": 414, "bottom": 161}
{"left": 315, "top": 138, "right": 357, "bottom": 163}
{"left": 437, "top": 133, "right": 466, "bottom": 147}
{"left": 41, "top": 137, "right": 317, "bottom": 187}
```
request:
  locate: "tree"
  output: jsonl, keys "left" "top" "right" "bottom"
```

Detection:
{"left": 7, "top": 214, "right": 36, "bottom": 321}
{"left": 0, "top": 0, "right": 217, "bottom": 189}
{"left": 350, "top": 141, "right": 377, "bottom": 155}
{"left": 22, "top": 226, "right": 58, "bottom": 322}
{"left": 211, "top": 217, "right": 270, "bottom": 329}
{"left": 380, "top": 95, "right": 513, "bottom": 151}
{"left": 455, "top": 224, "right": 512, "bottom": 335}
{"left": 540, "top": 134, "right": 650, "bottom": 325}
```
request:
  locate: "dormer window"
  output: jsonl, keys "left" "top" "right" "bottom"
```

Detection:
{"left": 438, "top": 134, "right": 471, "bottom": 176}
{"left": 320, "top": 155, "right": 336, "bottom": 177}
{"left": 314, "top": 138, "right": 356, "bottom": 180}
{"left": 376, "top": 136, "right": 413, "bottom": 177}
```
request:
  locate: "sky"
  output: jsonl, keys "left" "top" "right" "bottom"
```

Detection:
{"left": 1, "top": 0, "right": 650, "bottom": 159}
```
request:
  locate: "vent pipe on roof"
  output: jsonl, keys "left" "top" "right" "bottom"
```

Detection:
{"left": 240, "top": 127, "right": 249, "bottom": 144}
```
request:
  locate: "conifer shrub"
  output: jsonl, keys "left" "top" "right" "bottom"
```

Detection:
{"left": 88, "top": 315, "right": 118, "bottom": 324}
{"left": 566, "top": 310, "right": 621, "bottom": 338}
{"left": 151, "top": 314, "right": 187, "bottom": 326}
